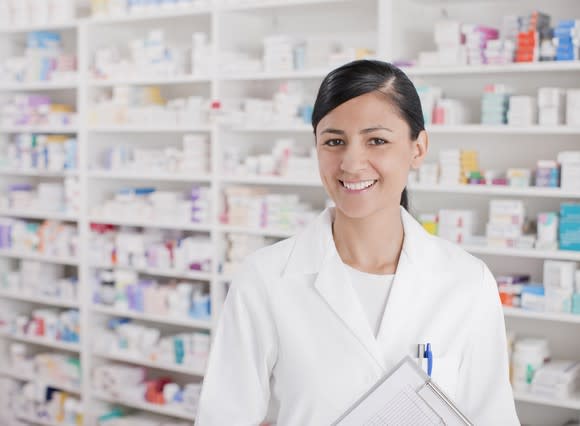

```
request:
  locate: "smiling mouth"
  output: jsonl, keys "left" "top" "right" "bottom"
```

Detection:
{"left": 339, "top": 179, "right": 378, "bottom": 191}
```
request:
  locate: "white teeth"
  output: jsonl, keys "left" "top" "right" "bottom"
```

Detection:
{"left": 342, "top": 180, "right": 376, "bottom": 190}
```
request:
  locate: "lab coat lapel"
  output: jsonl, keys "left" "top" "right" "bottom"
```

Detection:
{"left": 313, "top": 249, "right": 384, "bottom": 368}
{"left": 284, "top": 207, "right": 384, "bottom": 368}
{"left": 376, "top": 207, "right": 430, "bottom": 357}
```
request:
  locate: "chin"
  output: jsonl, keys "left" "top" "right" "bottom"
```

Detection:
{"left": 334, "top": 202, "right": 381, "bottom": 220}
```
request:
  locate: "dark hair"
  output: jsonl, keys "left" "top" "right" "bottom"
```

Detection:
{"left": 312, "top": 59, "right": 425, "bottom": 210}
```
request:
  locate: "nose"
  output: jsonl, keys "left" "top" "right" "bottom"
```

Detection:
{"left": 340, "top": 142, "right": 368, "bottom": 174}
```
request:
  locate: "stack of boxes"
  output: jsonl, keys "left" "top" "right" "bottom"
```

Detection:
{"left": 461, "top": 150, "right": 480, "bottom": 184}
{"left": 535, "top": 160, "right": 560, "bottom": 188}
{"left": 485, "top": 39, "right": 516, "bottom": 65}
{"left": 516, "top": 11, "right": 550, "bottom": 63}
{"left": 558, "top": 151, "right": 580, "bottom": 192}
{"left": 508, "top": 96, "right": 536, "bottom": 126}
{"left": 481, "top": 84, "right": 511, "bottom": 125}
{"left": 560, "top": 203, "right": 580, "bottom": 251}
{"left": 181, "top": 134, "right": 210, "bottom": 174}
{"left": 437, "top": 210, "right": 476, "bottom": 244}
{"left": 263, "top": 35, "right": 294, "bottom": 73}
{"left": 543, "top": 260, "right": 576, "bottom": 313}
{"left": 432, "top": 20, "right": 466, "bottom": 66}
{"left": 507, "top": 168, "right": 532, "bottom": 187}
{"left": 437, "top": 150, "right": 480, "bottom": 185}
{"left": 418, "top": 163, "right": 439, "bottom": 185}
{"left": 538, "top": 88, "right": 565, "bottom": 126}
{"left": 502, "top": 15, "right": 521, "bottom": 44}
{"left": 554, "top": 20, "right": 580, "bottom": 61}
{"left": 463, "top": 25, "right": 499, "bottom": 65}
{"left": 486, "top": 200, "right": 527, "bottom": 248}
{"left": 566, "top": 89, "right": 580, "bottom": 126}
{"left": 438, "top": 150, "right": 461, "bottom": 185}
{"left": 536, "top": 212, "right": 559, "bottom": 250}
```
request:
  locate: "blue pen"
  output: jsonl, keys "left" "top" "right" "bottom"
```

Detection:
{"left": 425, "top": 343, "right": 433, "bottom": 377}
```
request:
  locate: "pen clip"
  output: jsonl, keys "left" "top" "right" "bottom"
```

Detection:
{"left": 424, "top": 343, "right": 433, "bottom": 377}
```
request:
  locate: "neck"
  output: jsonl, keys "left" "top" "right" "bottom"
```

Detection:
{"left": 332, "top": 206, "right": 404, "bottom": 275}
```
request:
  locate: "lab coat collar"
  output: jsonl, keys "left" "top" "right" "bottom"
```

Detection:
{"left": 283, "top": 206, "right": 425, "bottom": 276}
{"left": 283, "top": 206, "right": 430, "bottom": 368}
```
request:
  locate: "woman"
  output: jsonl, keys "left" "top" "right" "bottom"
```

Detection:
{"left": 197, "top": 60, "right": 519, "bottom": 425}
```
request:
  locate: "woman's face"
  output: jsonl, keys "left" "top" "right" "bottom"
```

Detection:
{"left": 315, "top": 91, "right": 428, "bottom": 220}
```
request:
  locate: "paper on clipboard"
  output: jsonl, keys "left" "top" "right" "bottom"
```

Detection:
{"left": 332, "top": 356, "right": 474, "bottom": 426}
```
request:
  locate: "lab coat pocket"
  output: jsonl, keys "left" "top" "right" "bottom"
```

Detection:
{"left": 430, "top": 355, "right": 460, "bottom": 401}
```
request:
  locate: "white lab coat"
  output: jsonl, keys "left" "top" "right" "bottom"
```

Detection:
{"left": 197, "top": 207, "right": 520, "bottom": 425}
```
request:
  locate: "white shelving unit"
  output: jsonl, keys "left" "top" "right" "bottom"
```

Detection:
{"left": 0, "top": 367, "right": 82, "bottom": 394}
{"left": 1, "top": 0, "right": 579, "bottom": 424}
{"left": 93, "top": 392, "right": 196, "bottom": 421}
{"left": 93, "top": 351, "right": 206, "bottom": 376}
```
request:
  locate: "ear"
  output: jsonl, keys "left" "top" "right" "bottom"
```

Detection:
{"left": 410, "top": 130, "right": 429, "bottom": 170}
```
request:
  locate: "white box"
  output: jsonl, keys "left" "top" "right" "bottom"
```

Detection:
{"left": 543, "top": 260, "right": 577, "bottom": 290}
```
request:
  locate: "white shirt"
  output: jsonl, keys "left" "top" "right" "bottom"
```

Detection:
{"left": 344, "top": 263, "right": 394, "bottom": 337}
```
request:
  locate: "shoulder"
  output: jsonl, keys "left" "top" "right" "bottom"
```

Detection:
{"left": 423, "top": 233, "right": 492, "bottom": 290}
{"left": 429, "top": 234, "right": 482, "bottom": 268}
{"left": 245, "top": 236, "right": 297, "bottom": 277}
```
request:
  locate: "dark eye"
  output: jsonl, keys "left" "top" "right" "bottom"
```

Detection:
{"left": 323, "top": 139, "right": 344, "bottom": 147}
{"left": 370, "top": 138, "right": 387, "bottom": 145}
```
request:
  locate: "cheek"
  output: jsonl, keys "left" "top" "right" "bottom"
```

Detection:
{"left": 372, "top": 150, "right": 413, "bottom": 177}
{"left": 317, "top": 151, "right": 339, "bottom": 175}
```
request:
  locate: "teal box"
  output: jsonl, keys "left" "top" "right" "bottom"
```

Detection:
{"left": 559, "top": 242, "right": 580, "bottom": 251}
{"left": 572, "top": 293, "right": 580, "bottom": 315}
{"left": 560, "top": 203, "right": 580, "bottom": 216}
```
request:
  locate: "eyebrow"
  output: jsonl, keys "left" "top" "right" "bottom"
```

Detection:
{"left": 320, "top": 126, "right": 394, "bottom": 135}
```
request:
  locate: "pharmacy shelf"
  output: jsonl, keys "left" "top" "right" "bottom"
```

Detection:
{"left": 0, "top": 208, "right": 77, "bottom": 222}
{"left": 0, "top": 168, "right": 78, "bottom": 177}
{"left": 503, "top": 307, "right": 580, "bottom": 325}
{"left": 220, "top": 0, "right": 348, "bottom": 12}
{"left": 87, "top": 7, "right": 211, "bottom": 25}
{"left": 88, "top": 75, "right": 211, "bottom": 86}
{"left": 89, "top": 216, "right": 211, "bottom": 232}
{"left": 88, "top": 170, "right": 211, "bottom": 183}
{"left": 426, "top": 124, "right": 580, "bottom": 135}
{"left": 219, "top": 224, "right": 296, "bottom": 238}
{"left": 0, "top": 126, "right": 78, "bottom": 134}
{"left": 14, "top": 415, "right": 62, "bottom": 426}
{"left": 93, "top": 392, "right": 195, "bottom": 421}
{"left": 403, "top": 61, "right": 580, "bottom": 76}
{"left": 229, "top": 124, "right": 312, "bottom": 133}
{"left": 0, "top": 249, "right": 79, "bottom": 266}
{"left": 220, "top": 69, "right": 330, "bottom": 81}
{"left": 91, "top": 304, "right": 212, "bottom": 330}
{"left": 409, "top": 183, "right": 580, "bottom": 199}
{"left": 0, "top": 367, "right": 81, "bottom": 394}
{"left": 0, "top": 21, "right": 78, "bottom": 33}
{"left": 463, "top": 245, "right": 580, "bottom": 261}
{"left": 0, "top": 289, "right": 78, "bottom": 309}
{"left": 229, "top": 123, "right": 580, "bottom": 135}
{"left": 514, "top": 391, "right": 580, "bottom": 410}
{"left": 220, "top": 175, "right": 322, "bottom": 187}
{"left": 0, "top": 332, "right": 80, "bottom": 353}
{"left": 90, "top": 262, "right": 212, "bottom": 281}
{"left": 0, "top": 81, "right": 78, "bottom": 91}
{"left": 93, "top": 351, "right": 206, "bottom": 376}
{"left": 87, "top": 125, "right": 211, "bottom": 133}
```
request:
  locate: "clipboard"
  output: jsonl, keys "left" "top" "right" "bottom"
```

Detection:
{"left": 332, "top": 356, "right": 474, "bottom": 426}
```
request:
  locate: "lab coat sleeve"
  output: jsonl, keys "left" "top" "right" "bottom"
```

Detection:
{"left": 196, "top": 257, "right": 278, "bottom": 426}
{"left": 458, "top": 261, "right": 520, "bottom": 425}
